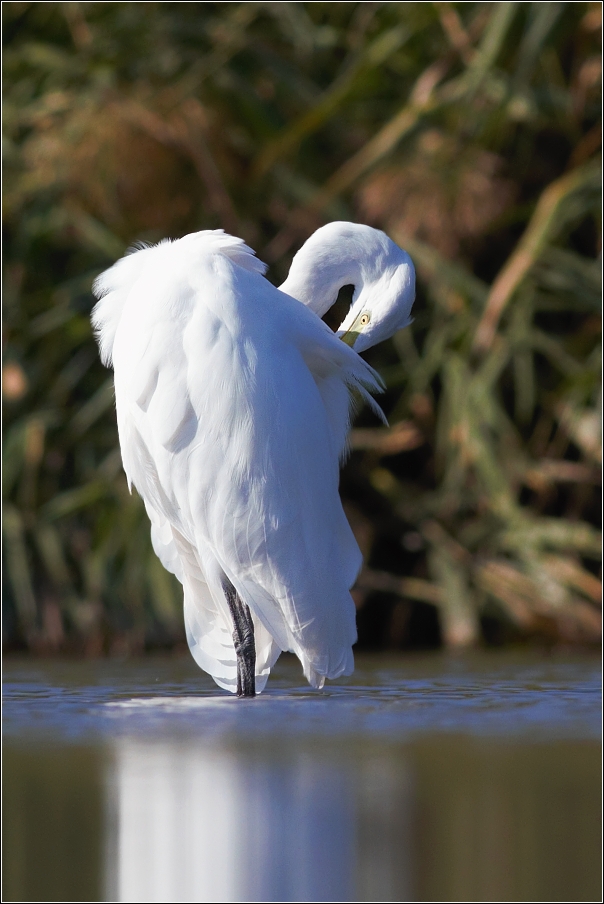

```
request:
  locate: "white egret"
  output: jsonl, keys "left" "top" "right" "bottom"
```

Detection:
{"left": 92, "top": 222, "right": 415, "bottom": 696}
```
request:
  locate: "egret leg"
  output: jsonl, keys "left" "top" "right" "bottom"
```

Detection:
{"left": 222, "top": 576, "right": 256, "bottom": 697}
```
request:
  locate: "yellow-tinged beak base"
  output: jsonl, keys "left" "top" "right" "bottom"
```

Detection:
{"left": 339, "top": 310, "right": 371, "bottom": 348}
{"left": 340, "top": 329, "right": 360, "bottom": 347}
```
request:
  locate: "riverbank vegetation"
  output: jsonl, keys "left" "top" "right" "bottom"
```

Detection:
{"left": 3, "top": 2, "right": 601, "bottom": 655}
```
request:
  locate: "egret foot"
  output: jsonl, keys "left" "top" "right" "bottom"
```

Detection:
{"left": 222, "top": 576, "right": 256, "bottom": 697}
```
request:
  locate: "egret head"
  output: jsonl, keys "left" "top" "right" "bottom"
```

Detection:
{"left": 278, "top": 221, "right": 415, "bottom": 352}
{"left": 335, "top": 245, "right": 415, "bottom": 352}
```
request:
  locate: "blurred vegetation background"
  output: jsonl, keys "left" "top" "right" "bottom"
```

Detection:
{"left": 3, "top": 1, "right": 601, "bottom": 657}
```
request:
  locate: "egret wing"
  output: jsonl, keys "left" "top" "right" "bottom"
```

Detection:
{"left": 175, "top": 256, "right": 379, "bottom": 686}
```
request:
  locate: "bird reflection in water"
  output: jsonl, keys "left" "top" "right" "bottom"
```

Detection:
{"left": 104, "top": 737, "right": 411, "bottom": 903}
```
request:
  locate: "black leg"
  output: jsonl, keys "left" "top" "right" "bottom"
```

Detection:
{"left": 222, "top": 575, "right": 256, "bottom": 697}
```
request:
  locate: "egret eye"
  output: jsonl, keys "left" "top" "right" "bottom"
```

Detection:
{"left": 359, "top": 312, "right": 370, "bottom": 326}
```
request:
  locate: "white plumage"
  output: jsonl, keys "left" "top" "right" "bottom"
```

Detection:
{"left": 92, "top": 222, "right": 415, "bottom": 693}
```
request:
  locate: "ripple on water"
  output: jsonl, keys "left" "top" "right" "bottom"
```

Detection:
{"left": 2, "top": 652, "right": 601, "bottom": 742}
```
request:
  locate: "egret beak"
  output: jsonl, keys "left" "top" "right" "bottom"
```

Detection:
{"left": 339, "top": 329, "right": 360, "bottom": 347}
{"left": 337, "top": 309, "right": 371, "bottom": 348}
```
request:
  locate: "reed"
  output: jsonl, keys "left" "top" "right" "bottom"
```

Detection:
{"left": 3, "top": 2, "right": 600, "bottom": 653}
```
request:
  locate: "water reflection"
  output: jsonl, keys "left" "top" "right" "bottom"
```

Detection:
{"left": 106, "top": 737, "right": 410, "bottom": 903}
{"left": 2, "top": 745, "right": 104, "bottom": 902}
{"left": 412, "top": 738, "right": 601, "bottom": 902}
{"left": 2, "top": 653, "right": 601, "bottom": 902}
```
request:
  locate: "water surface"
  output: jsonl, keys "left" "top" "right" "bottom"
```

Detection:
{"left": 3, "top": 650, "right": 601, "bottom": 902}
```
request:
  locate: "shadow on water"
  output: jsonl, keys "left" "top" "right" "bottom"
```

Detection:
{"left": 2, "top": 651, "right": 602, "bottom": 902}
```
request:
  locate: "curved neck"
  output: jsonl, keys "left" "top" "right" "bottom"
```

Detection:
{"left": 279, "top": 254, "right": 363, "bottom": 318}
{"left": 277, "top": 223, "right": 387, "bottom": 317}
{"left": 277, "top": 222, "right": 415, "bottom": 353}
